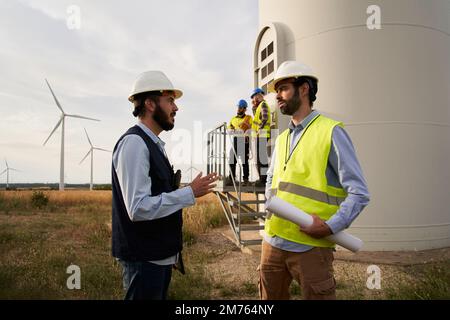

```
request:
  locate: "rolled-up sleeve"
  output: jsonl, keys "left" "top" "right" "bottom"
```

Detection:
{"left": 259, "top": 102, "right": 269, "bottom": 128}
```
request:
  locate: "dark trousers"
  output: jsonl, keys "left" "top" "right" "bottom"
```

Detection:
{"left": 119, "top": 260, "right": 173, "bottom": 300}
{"left": 256, "top": 136, "right": 270, "bottom": 183}
{"left": 229, "top": 136, "right": 250, "bottom": 181}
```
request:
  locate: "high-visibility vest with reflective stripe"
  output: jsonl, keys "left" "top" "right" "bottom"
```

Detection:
{"left": 266, "top": 114, "right": 347, "bottom": 247}
{"left": 251, "top": 101, "right": 271, "bottom": 138}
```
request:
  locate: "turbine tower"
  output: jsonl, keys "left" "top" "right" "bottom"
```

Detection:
{"left": 79, "top": 128, "right": 111, "bottom": 191}
{"left": 0, "top": 159, "right": 20, "bottom": 189}
{"left": 43, "top": 79, "right": 100, "bottom": 191}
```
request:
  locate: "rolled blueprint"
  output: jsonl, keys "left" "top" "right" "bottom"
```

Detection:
{"left": 265, "top": 196, "right": 363, "bottom": 252}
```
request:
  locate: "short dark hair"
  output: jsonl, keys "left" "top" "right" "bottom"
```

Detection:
{"left": 131, "top": 91, "right": 162, "bottom": 118}
{"left": 294, "top": 77, "right": 318, "bottom": 106}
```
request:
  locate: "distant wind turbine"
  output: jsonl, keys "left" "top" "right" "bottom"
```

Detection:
{"left": 79, "top": 128, "right": 111, "bottom": 191}
{"left": 185, "top": 166, "right": 201, "bottom": 182}
{"left": 43, "top": 79, "right": 100, "bottom": 191}
{"left": 0, "top": 159, "right": 20, "bottom": 189}
{"left": 185, "top": 148, "right": 201, "bottom": 181}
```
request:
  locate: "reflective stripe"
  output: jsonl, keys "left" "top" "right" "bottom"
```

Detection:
{"left": 278, "top": 181, "right": 345, "bottom": 206}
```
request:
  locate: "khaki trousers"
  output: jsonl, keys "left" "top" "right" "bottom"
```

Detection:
{"left": 258, "top": 240, "right": 336, "bottom": 300}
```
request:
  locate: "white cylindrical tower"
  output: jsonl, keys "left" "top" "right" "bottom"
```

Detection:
{"left": 256, "top": 0, "right": 450, "bottom": 251}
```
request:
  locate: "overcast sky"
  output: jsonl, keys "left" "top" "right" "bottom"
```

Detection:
{"left": 0, "top": 0, "right": 259, "bottom": 184}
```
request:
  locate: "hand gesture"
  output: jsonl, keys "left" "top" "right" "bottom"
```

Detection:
{"left": 189, "top": 172, "right": 219, "bottom": 198}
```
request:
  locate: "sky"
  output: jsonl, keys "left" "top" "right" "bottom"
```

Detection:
{"left": 0, "top": 0, "right": 259, "bottom": 184}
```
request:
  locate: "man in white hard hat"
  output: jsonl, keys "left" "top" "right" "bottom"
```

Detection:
{"left": 260, "top": 61, "right": 370, "bottom": 300}
{"left": 112, "top": 71, "right": 218, "bottom": 300}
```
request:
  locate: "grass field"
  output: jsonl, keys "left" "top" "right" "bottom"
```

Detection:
{"left": 0, "top": 190, "right": 449, "bottom": 300}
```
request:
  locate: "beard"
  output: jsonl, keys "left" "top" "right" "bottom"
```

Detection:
{"left": 153, "top": 102, "right": 175, "bottom": 131}
{"left": 252, "top": 99, "right": 259, "bottom": 114}
{"left": 278, "top": 88, "right": 302, "bottom": 116}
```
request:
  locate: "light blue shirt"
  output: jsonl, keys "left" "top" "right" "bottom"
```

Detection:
{"left": 113, "top": 121, "right": 195, "bottom": 265}
{"left": 264, "top": 110, "right": 370, "bottom": 252}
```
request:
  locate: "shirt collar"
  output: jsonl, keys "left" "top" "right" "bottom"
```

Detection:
{"left": 137, "top": 121, "right": 166, "bottom": 148}
{"left": 288, "top": 110, "right": 320, "bottom": 132}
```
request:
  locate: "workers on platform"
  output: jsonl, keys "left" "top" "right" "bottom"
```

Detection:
{"left": 226, "top": 99, "right": 252, "bottom": 186}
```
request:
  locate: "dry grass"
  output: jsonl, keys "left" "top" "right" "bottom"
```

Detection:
{"left": 0, "top": 190, "right": 111, "bottom": 207}
{"left": 0, "top": 190, "right": 118, "bottom": 299}
{"left": 1, "top": 190, "right": 448, "bottom": 300}
{"left": 0, "top": 190, "right": 228, "bottom": 299}
{"left": 184, "top": 204, "right": 224, "bottom": 233}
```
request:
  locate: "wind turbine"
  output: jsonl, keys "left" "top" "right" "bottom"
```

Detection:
{"left": 185, "top": 166, "right": 201, "bottom": 183}
{"left": 43, "top": 79, "right": 100, "bottom": 191}
{"left": 79, "top": 128, "right": 111, "bottom": 191}
{"left": 0, "top": 159, "right": 20, "bottom": 189}
{"left": 185, "top": 151, "right": 201, "bottom": 181}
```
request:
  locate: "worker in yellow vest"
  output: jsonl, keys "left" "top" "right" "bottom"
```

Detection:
{"left": 260, "top": 61, "right": 370, "bottom": 300}
{"left": 226, "top": 99, "right": 252, "bottom": 186}
{"left": 250, "top": 88, "right": 272, "bottom": 187}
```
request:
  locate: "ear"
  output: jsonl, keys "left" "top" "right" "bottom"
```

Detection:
{"left": 300, "top": 82, "right": 310, "bottom": 98}
{"left": 144, "top": 98, "right": 156, "bottom": 113}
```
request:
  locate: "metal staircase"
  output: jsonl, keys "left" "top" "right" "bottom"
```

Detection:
{"left": 207, "top": 123, "right": 266, "bottom": 247}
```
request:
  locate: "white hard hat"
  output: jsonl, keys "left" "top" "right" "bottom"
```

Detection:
{"left": 268, "top": 61, "right": 318, "bottom": 93}
{"left": 128, "top": 71, "right": 183, "bottom": 102}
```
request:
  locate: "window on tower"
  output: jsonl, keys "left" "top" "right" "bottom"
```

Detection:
{"left": 268, "top": 42, "right": 273, "bottom": 56}
{"left": 261, "top": 65, "right": 267, "bottom": 79}
{"left": 268, "top": 60, "right": 274, "bottom": 75}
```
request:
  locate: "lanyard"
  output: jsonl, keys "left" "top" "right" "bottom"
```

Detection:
{"left": 283, "top": 114, "right": 320, "bottom": 171}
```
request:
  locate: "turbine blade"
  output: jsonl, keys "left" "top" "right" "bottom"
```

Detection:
{"left": 0, "top": 169, "right": 6, "bottom": 176}
{"left": 84, "top": 128, "right": 93, "bottom": 147}
{"left": 9, "top": 168, "right": 20, "bottom": 172}
{"left": 66, "top": 114, "right": 100, "bottom": 122}
{"left": 93, "top": 147, "right": 111, "bottom": 153}
{"left": 43, "top": 117, "right": 63, "bottom": 146}
{"left": 79, "top": 149, "right": 91, "bottom": 164}
{"left": 45, "top": 79, "right": 65, "bottom": 114}
{"left": 5, "top": 159, "right": 8, "bottom": 168}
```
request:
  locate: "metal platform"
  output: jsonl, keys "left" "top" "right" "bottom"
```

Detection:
{"left": 207, "top": 123, "right": 267, "bottom": 247}
{"left": 213, "top": 180, "right": 266, "bottom": 194}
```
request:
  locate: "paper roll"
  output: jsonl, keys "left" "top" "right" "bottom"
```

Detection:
{"left": 265, "top": 196, "right": 363, "bottom": 252}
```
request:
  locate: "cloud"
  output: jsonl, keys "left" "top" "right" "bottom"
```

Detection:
{"left": 0, "top": 0, "right": 258, "bottom": 183}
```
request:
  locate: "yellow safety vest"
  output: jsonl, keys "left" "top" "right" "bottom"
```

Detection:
{"left": 265, "top": 114, "right": 347, "bottom": 247}
{"left": 228, "top": 114, "right": 252, "bottom": 133}
{"left": 251, "top": 101, "right": 271, "bottom": 138}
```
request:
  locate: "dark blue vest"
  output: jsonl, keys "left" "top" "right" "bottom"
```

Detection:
{"left": 111, "top": 125, "right": 183, "bottom": 261}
